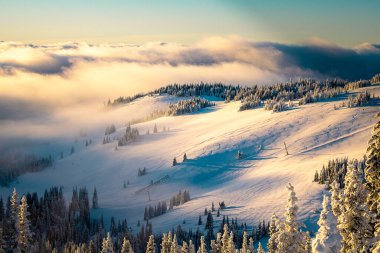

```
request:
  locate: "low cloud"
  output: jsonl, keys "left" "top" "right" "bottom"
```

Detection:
{"left": 0, "top": 36, "right": 379, "bottom": 134}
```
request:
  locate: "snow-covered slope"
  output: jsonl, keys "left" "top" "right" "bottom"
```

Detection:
{"left": 3, "top": 86, "right": 379, "bottom": 235}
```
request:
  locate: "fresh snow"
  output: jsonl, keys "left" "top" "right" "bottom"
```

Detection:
{"left": 2, "top": 86, "right": 379, "bottom": 236}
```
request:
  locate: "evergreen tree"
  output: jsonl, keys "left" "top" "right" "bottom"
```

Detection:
{"left": 221, "top": 224, "right": 229, "bottom": 253}
{"left": 257, "top": 242, "right": 265, "bottom": 253}
{"left": 4, "top": 188, "right": 18, "bottom": 251}
{"left": 338, "top": 160, "right": 373, "bottom": 252}
{"left": 304, "top": 231, "right": 311, "bottom": 253}
{"left": 364, "top": 112, "right": 380, "bottom": 249}
{"left": 248, "top": 237, "right": 254, "bottom": 253}
{"left": 267, "top": 213, "right": 279, "bottom": 253}
{"left": 101, "top": 233, "right": 114, "bottom": 253}
{"left": 92, "top": 187, "right": 98, "bottom": 209}
{"left": 161, "top": 234, "right": 168, "bottom": 253}
{"left": 205, "top": 212, "right": 213, "bottom": 229}
{"left": 121, "top": 237, "right": 134, "bottom": 253}
{"left": 154, "top": 124, "right": 158, "bottom": 134}
{"left": 241, "top": 231, "right": 248, "bottom": 253}
{"left": 173, "top": 158, "right": 178, "bottom": 166}
{"left": 312, "top": 195, "right": 341, "bottom": 253}
{"left": 188, "top": 240, "right": 195, "bottom": 253}
{"left": 181, "top": 241, "right": 189, "bottom": 253}
{"left": 330, "top": 180, "right": 343, "bottom": 218}
{"left": 146, "top": 235, "right": 155, "bottom": 253}
{"left": 197, "top": 236, "right": 207, "bottom": 253}
{"left": 17, "top": 195, "right": 32, "bottom": 253}
{"left": 183, "top": 153, "right": 187, "bottom": 162}
{"left": 227, "top": 231, "right": 235, "bottom": 253}
{"left": 171, "top": 235, "right": 178, "bottom": 253}
{"left": 276, "top": 183, "right": 306, "bottom": 253}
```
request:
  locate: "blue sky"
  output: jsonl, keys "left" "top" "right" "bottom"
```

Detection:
{"left": 0, "top": 0, "right": 379, "bottom": 46}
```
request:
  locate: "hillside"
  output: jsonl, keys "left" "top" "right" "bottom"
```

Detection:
{"left": 2, "top": 85, "right": 379, "bottom": 237}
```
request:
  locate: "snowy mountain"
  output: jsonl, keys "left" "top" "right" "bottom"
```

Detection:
{"left": 2, "top": 84, "right": 379, "bottom": 239}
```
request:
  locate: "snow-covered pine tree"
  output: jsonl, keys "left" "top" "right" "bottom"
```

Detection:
{"left": 304, "top": 231, "right": 311, "bottom": 253}
{"left": 267, "top": 213, "right": 279, "bottom": 253}
{"left": 197, "top": 236, "right": 207, "bottom": 253}
{"left": 338, "top": 160, "right": 373, "bottom": 252}
{"left": 171, "top": 235, "right": 179, "bottom": 253}
{"left": 248, "top": 237, "right": 254, "bottom": 253}
{"left": 189, "top": 240, "right": 195, "bottom": 253}
{"left": 161, "top": 234, "right": 168, "bottom": 253}
{"left": 210, "top": 240, "right": 217, "bottom": 253}
{"left": 146, "top": 235, "right": 155, "bottom": 253}
{"left": 257, "top": 243, "right": 265, "bottom": 253}
{"left": 88, "top": 240, "right": 96, "bottom": 253}
{"left": 330, "top": 180, "right": 343, "bottom": 218}
{"left": 17, "top": 195, "right": 32, "bottom": 253}
{"left": 276, "top": 183, "right": 306, "bottom": 253}
{"left": 121, "top": 237, "right": 134, "bottom": 253}
{"left": 221, "top": 224, "right": 229, "bottom": 253}
{"left": 181, "top": 241, "right": 189, "bottom": 253}
{"left": 227, "top": 231, "right": 235, "bottom": 253}
{"left": 312, "top": 195, "right": 341, "bottom": 253}
{"left": 4, "top": 188, "right": 18, "bottom": 251}
{"left": 364, "top": 112, "right": 380, "bottom": 249}
{"left": 167, "top": 232, "right": 173, "bottom": 253}
{"left": 216, "top": 232, "right": 222, "bottom": 253}
{"left": 241, "top": 231, "right": 248, "bottom": 253}
{"left": 154, "top": 124, "right": 158, "bottom": 133}
{"left": 101, "top": 233, "right": 114, "bottom": 253}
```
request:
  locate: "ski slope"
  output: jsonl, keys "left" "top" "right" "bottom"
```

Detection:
{"left": 3, "top": 85, "right": 379, "bottom": 235}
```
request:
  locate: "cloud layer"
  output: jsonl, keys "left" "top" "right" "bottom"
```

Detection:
{"left": 0, "top": 36, "right": 379, "bottom": 124}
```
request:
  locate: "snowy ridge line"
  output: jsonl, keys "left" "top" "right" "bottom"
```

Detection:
{"left": 135, "top": 175, "right": 170, "bottom": 194}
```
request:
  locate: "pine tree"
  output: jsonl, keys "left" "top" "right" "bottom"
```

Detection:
{"left": 257, "top": 243, "right": 265, "bottom": 253}
{"left": 330, "top": 180, "right": 343, "bottom": 218}
{"left": 197, "top": 236, "right": 207, "bottom": 253}
{"left": 181, "top": 241, "right": 189, "bottom": 253}
{"left": 241, "top": 231, "right": 248, "bottom": 253}
{"left": 17, "top": 195, "right": 32, "bottom": 253}
{"left": 161, "top": 234, "right": 168, "bottom": 253}
{"left": 183, "top": 153, "right": 187, "bottom": 162}
{"left": 121, "top": 237, "right": 133, "bottom": 253}
{"left": 312, "top": 195, "right": 341, "bottom": 253}
{"left": 154, "top": 124, "right": 158, "bottom": 133}
{"left": 276, "top": 183, "right": 306, "bottom": 253}
{"left": 314, "top": 171, "right": 319, "bottom": 182}
{"left": 171, "top": 235, "right": 178, "bottom": 253}
{"left": 267, "top": 213, "right": 279, "bottom": 253}
{"left": 227, "top": 231, "right": 235, "bottom": 253}
{"left": 188, "top": 240, "right": 195, "bottom": 253}
{"left": 205, "top": 212, "right": 213, "bottom": 230}
{"left": 101, "top": 233, "right": 114, "bottom": 253}
{"left": 146, "top": 235, "right": 155, "bottom": 253}
{"left": 304, "top": 231, "right": 311, "bottom": 253}
{"left": 92, "top": 187, "right": 98, "bottom": 209}
{"left": 221, "top": 224, "right": 229, "bottom": 253}
{"left": 4, "top": 188, "right": 18, "bottom": 251}
{"left": 173, "top": 158, "right": 178, "bottom": 166}
{"left": 248, "top": 237, "right": 254, "bottom": 253}
{"left": 364, "top": 112, "right": 380, "bottom": 249}
{"left": 338, "top": 160, "right": 373, "bottom": 252}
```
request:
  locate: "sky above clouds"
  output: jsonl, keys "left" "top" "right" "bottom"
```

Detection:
{"left": 1, "top": 0, "right": 379, "bottom": 46}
